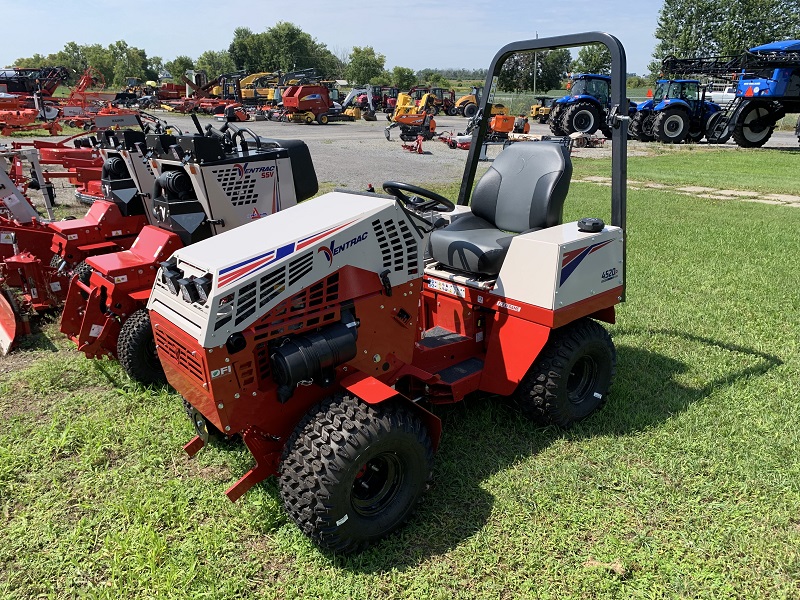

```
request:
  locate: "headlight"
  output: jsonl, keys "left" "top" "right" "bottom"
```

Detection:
{"left": 179, "top": 277, "right": 200, "bottom": 303}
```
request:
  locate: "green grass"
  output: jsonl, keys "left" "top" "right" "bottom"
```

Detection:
{"left": 574, "top": 146, "right": 800, "bottom": 195}
{"left": 1, "top": 160, "right": 800, "bottom": 597}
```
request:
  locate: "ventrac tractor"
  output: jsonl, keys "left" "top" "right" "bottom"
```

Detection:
{"left": 148, "top": 33, "right": 629, "bottom": 553}
{"left": 60, "top": 117, "right": 318, "bottom": 384}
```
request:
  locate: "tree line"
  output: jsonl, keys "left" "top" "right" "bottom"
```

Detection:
{"left": 11, "top": 3, "right": 800, "bottom": 93}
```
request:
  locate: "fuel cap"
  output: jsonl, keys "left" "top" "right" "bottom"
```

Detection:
{"left": 578, "top": 217, "right": 605, "bottom": 233}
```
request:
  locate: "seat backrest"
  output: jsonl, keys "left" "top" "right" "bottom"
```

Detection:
{"left": 470, "top": 142, "right": 572, "bottom": 233}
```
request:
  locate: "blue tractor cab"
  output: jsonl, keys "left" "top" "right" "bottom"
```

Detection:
{"left": 630, "top": 79, "right": 722, "bottom": 143}
{"left": 549, "top": 73, "right": 613, "bottom": 136}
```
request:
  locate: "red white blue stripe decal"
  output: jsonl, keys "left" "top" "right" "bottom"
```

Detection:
{"left": 217, "top": 219, "right": 357, "bottom": 289}
{"left": 559, "top": 239, "right": 613, "bottom": 286}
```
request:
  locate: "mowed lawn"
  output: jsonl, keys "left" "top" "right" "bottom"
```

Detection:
{"left": 1, "top": 147, "right": 799, "bottom": 599}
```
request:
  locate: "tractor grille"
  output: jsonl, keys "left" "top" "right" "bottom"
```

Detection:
{"left": 253, "top": 273, "right": 341, "bottom": 342}
{"left": 372, "top": 217, "right": 420, "bottom": 276}
{"left": 225, "top": 250, "right": 314, "bottom": 329}
{"left": 212, "top": 167, "right": 258, "bottom": 206}
{"left": 236, "top": 359, "right": 256, "bottom": 387}
{"left": 154, "top": 326, "right": 206, "bottom": 385}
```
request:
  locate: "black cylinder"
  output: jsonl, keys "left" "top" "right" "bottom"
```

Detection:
{"left": 158, "top": 170, "right": 192, "bottom": 195}
{"left": 102, "top": 156, "right": 128, "bottom": 179}
{"left": 271, "top": 320, "right": 358, "bottom": 388}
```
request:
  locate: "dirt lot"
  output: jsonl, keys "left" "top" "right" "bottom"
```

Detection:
{"left": 2, "top": 110, "right": 798, "bottom": 206}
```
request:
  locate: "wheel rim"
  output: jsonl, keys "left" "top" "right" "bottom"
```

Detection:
{"left": 567, "top": 355, "right": 598, "bottom": 405}
{"left": 742, "top": 107, "right": 771, "bottom": 142}
{"left": 663, "top": 114, "right": 685, "bottom": 138}
{"left": 351, "top": 452, "right": 403, "bottom": 517}
{"left": 573, "top": 110, "right": 594, "bottom": 132}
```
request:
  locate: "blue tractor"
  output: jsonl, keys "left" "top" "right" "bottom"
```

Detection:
{"left": 629, "top": 79, "right": 723, "bottom": 143}
{"left": 549, "top": 73, "right": 614, "bottom": 137}
{"left": 663, "top": 40, "right": 800, "bottom": 147}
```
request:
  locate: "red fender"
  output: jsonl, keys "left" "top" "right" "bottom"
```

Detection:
{"left": 479, "top": 314, "right": 551, "bottom": 396}
{"left": 341, "top": 372, "right": 442, "bottom": 450}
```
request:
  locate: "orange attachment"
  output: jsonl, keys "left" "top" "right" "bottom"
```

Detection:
{"left": 490, "top": 114, "right": 515, "bottom": 134}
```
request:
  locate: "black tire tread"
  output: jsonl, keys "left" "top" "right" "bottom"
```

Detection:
{"left": 629, "top": 111, "right": 654, "bottom": 142}
{"left": 516, "top": 318, "right": 616, "bottom": 428}
{"left": 118, "top": 308, "right": 165, "bottom": 385}
{"left": 279, "top": 394, "right": 433, "bottom": 553}
{"left": 563, "top": 101, "right": 600, "bottom": 135}
{"left": 73, "top": 261, "right": 93, "bottom": 286}
{"left": 549, "top": 105, "right": 566, "bottom": 136}
{"left": 732, "top": 103, "right": 775, "bottom": 148}
{"left": 654, "top": 108, "right": 689, "bottom": 143}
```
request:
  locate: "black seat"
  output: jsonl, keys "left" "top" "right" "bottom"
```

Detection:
{"left": 429, "top": 142, "right": 572, "bottom": 277}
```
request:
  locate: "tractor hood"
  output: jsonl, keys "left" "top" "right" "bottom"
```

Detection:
{"left": 148, "top": 191, "right": 427, "bottom": 347}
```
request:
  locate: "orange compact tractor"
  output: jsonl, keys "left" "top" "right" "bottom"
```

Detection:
{"left": 147, "top": 32, "right": 629, "bottom": 553}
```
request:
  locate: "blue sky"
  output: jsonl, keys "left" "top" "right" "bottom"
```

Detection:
{"left": 1, "top": 0, "right": 662, "bottom": 75}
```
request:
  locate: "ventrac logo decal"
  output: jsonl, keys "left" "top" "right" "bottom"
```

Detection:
{"left": 318, "top": 232, "right": 368, "bottom": 265}
{"left": 218, "top": 220, "right": 358, "bottom": 289}
{"left": 233, "top": 163, "right": 275, "bottom": 180}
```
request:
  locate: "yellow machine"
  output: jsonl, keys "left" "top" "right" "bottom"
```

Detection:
{"left": 389, "top": 92, "right": 435, "bottom": 121}
{"left": 240, "top": 72, "right": 280, "bottom": 103}
{"left": 455, "top": 86, "right": 509, "bottom": 118}
{"left": 529, "top": 96, "right": 555, "bottom": 123}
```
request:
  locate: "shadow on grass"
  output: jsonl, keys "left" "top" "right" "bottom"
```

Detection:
{"left": 12, "top": 312, "right": 60, "bottom": 353}
{"left": 330, "top": 327, "right": 782, "bottom": 574}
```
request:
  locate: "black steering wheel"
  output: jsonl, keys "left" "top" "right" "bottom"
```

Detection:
{"left": 382, "top": 181, "right": 455, "bottom": 213}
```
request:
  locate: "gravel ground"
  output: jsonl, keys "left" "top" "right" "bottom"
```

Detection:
{"left": 2, "top": 109, "right": 798, "bottom": 200}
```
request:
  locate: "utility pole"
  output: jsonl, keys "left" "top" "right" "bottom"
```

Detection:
{"left": 533, "top": 31, "right": 538, "bottom": 96}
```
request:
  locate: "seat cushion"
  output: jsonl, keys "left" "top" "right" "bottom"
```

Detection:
{"left": 429, "top": 214, "right": 524, "bottom": 276}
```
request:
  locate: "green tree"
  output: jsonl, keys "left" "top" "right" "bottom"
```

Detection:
{"left": 391, "top": 66, "right": 417, "bottom": 90}
{"left": 714, "top": 0, "right": 800, "bottom": 55}
{"left": 82, "top": 44, "right": 115, "bottom": 86}
{"left": 649, "top": 0, "right": 800, "bottom": 76}
{"left": 195, "top": 50, "right": 237, "bottom": 79}
{"left": 344, "top": 46, "right": 385, "bottom": 85}
{"left": 571, "top": 44, "right": 612, "bottom": 75}
{"left": 164, "top": 55, "right": 195, "bottom": 80}
{"left": 229, "top": 27, "right": 258, "bottom": 71}
{"left": 496, "top": 49, "right": 570, "bottom": 93}
{"left": 148, "top": 56, "right": 164, "bottom": 80}
{"left": 369, "top": 71, "right": 392, "bottom": 86}
{"left": 538, "top": 49, "right": 572, "bottom": 90}
{"left": 228, "top": 23, "right": 340, "bottom": 77}
{"left": 12, "top": 53, "right": 46, "bottom": 68}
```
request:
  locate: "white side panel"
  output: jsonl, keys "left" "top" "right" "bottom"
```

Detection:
{"left": 493, "top": 222, "right": 623, "bottom": 310}
{"left": 191, "top": 156, "right": 298, "bottom": 233}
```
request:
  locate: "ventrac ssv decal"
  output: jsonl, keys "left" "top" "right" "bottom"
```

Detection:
{"left": 234, "top": 163, "right": 275, "bottom": 180}
{"left": 217, "top": 219, "right": 357, "bottom": 289}
{"left": 559, "top": 239, "right": 614, "bottom": 286}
